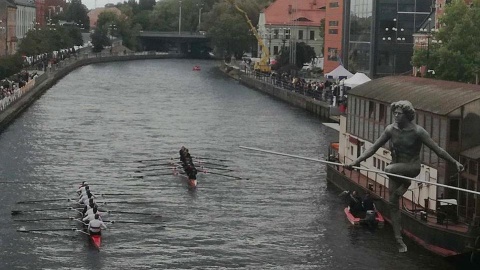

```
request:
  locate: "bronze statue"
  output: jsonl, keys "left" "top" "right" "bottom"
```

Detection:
{"left": 347, "top": 100, "right": 463, "bottom": 252}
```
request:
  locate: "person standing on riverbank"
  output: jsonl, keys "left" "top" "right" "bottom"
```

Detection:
{"left": 346, "top": 100, "right": 463, "bottom": 253}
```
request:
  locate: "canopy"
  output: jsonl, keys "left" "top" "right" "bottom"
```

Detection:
{"left": 343, "top": 72, "right": 371, "bottom": 88}
{"left": 325, "top": 65, "right": 353, "bottom": 80}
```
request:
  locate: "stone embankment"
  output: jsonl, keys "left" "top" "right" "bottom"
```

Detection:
{"left": 220, "top": 63, "right": 340, "bottom": 123}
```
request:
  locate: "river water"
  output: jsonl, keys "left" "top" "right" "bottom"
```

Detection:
{"left": 0, "top": 59, "right": 459, "bottom": 269}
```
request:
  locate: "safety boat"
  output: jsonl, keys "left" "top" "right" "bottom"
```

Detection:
{"left": 344, "top": 207, "right": 385, "bottom": 228}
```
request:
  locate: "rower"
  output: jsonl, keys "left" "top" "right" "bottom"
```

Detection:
{"left": 87, "top": 214, "right": 107, "bottom": 235}
{"left": 77, "top": 185, "right": 91, "bottom": 197}
{"left": 83, "top": 206, "right": 103, "bottom": 223}
{"left": 77, "top": 182, "right": 89, "bottom": 195}
{"left": 78, "top": 191, "right": 94, "bottom": 205}
{"left": 82, "top": 198, "right": 98, "bottom": 216}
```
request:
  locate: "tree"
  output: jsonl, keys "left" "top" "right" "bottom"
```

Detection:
{"left": 412, "top": 0, "right": 480, "bottom": 83}
{"left": 65, "top": 0, "right": 90, "bottom": 30}
{"left": 295, "top": 42, "right": 316, "bottom": 68}
{"left": 139, "top": 0, "right": 156, "bottom": 10}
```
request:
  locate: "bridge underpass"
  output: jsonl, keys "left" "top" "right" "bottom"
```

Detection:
{"left": 137, "top": 31, "right": 212, "bottom": 59}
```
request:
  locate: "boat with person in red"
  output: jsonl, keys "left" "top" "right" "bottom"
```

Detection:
{"left": 344, "top": 206, "right": 385, "bottom": 227}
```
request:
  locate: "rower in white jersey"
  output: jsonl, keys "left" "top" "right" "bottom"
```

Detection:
{"left": 77, "top": 184, "right": 90, "bottom": 197}
{"left": 83, "top": 206, "right": 104, "bottom": 223}
{"left": 77, "top": 181, "right": 88, "bottom": 195}
{"left": 88, "top": 214, "right": 107, "bottom": 235}
{"left": 78, "top": 191, "right": 95, "bottom": 205}
{"left": 82, "top": 198, "right": 98, "bottom": 216}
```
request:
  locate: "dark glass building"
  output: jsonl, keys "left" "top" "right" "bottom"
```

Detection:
{"left": 343, "top": 0, "right": 433, "bottom": 78}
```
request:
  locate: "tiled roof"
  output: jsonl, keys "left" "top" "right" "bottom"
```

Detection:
{"left": 264, "top": 0, "right": 326, "bottom": 26}
{"left": 349, "top": 76, "right": 480, "bottom": 115}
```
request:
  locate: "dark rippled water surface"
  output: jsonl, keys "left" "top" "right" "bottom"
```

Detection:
{"left": 0, "top": 60, "right": 458, "bottom": 269}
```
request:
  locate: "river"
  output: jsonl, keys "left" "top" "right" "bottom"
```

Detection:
{"left": 0, "top": 59, "right": 458, "bottom": 269}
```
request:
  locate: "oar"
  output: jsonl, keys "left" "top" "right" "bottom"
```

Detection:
{"left": 97, "top": 201, "right": 151, "bottom": 205}
{"left": 105, "top": 220, "right": 161, "bottom": 224}
{"left": 17, "top": 198, "right": 74, "bottom": 204}
{"left": 194, "top": 161, "right": 229, "bottom": 167}
{"left": 99, "top": 193, "right": 140, "bottom": 196}
{"left": 136, "top": 157, "right": 175, "bottom": 163}
{"left": 199, "top": 166, "right": 235, "bottom": 172}
{"left": 75, "top": 229, "right": 90, "bottom": 236}
{"left": 134, "top": 167, "right": 177, "bottom": 173}
{"left": 73, "top": 218, "right": 88, "bottom": 226}
{"left": 107, "top": 210, "right": 162, "bottom": 217}
{"left": 193, "top": 156, "right": 231, "bottom": 162}
{"left": 202, "top": 171, "right": 248, "bottom": 180}
{"left": 13, "top": 217, "right": 77, "bottom": 222}
{"left": 11, "top": 207, "right": 80, "bottom": 215}
{"left": 17, "top": 227, "right": 77, "bottom": 233}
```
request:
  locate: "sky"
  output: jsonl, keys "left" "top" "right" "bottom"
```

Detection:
{"left": 83, "top": 0, "right": 124, "bottom": 10}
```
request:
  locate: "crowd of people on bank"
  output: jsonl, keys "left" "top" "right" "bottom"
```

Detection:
{"left": 0, "top": 46, "right": 82, "bottom": 112}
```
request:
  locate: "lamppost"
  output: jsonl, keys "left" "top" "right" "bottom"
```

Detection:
{"left": 280, "top": 27, "right": 290, "bottom": 51}
{"left": 419, "top": 18, "right": 441, "bottom": 71}
{"left": 197, "top": 3, "right": 203, "bottom": 31}
{"left": 382, "top": 18, "right": 405, "bottom": 75}
{"left": 178, "top": 0, "right": 182, "bottom": 35}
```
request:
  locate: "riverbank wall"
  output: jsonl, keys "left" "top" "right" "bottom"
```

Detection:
{"left": 0, "top": 52, "right": 181, "bottom": 132}
{"left": 221, "top": 63, "right": 339, "bottom": 123}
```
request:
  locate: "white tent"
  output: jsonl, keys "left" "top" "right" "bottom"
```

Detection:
{"left": 325, "top": 65, "right": 353, "bottom": 80}
{"left": 343, "top": 72, "right": 371, "bottom": 88}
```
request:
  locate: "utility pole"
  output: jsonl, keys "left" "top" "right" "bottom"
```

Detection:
{"left": 178, "top": 0, "right": 182, "bottom": 35}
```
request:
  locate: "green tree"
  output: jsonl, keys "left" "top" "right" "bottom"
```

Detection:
{"left": 295, "top": 42, "right": 316, "bottom": 68}
{"left": 65, "top": 0, "right": 90, "bottom": 30}
{"left": 139, "top": 0, "right": 156, "bottom": 10}
{"left": 412, "top": 0, "right": 480, "bottom": 83}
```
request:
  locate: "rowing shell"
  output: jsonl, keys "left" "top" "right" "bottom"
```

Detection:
{"left": 172, "top": 167, "right": 197, "bottom": 188}
{"left": 90, "top": 234, "right": 101, "bottom": 249}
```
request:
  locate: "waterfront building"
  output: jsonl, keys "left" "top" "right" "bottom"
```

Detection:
{"left": 257, "top": 0, "right": 326, "bottom": 66}
{"left": 343, "top": 0, "right": 432, "bottom": 78}
{"left": 0, "top": 0, "right": 17, "bottom": 56}
{"left": 328, "top": 76, "right": 480, "bottom": 257}
{"left": 15, "top": 0, "right": 36, "bottom": 44}
{"left": 323, "top": 0, "right": 345, "bottom": 73}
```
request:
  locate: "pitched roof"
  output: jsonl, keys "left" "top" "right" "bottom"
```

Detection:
{"left": 348, "top": 76, "right": 480, "bottom": 115}
{"left": 264, "top": 0, "right": 326, "bottom": 26}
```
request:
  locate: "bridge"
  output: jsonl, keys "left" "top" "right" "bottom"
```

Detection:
{"left": 137, "top": 31, "right": 212, "bottom": 59}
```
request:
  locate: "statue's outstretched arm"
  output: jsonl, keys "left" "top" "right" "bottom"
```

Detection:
{"left": 348, "top": 127, "right": 391, "bottom": 167}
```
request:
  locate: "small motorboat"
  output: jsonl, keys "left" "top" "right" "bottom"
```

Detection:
{"left": 193, "top": 65, "right": 201, "bottom": 71}
{"left": 344, "top": 206, "right": 385, "bottom": 228}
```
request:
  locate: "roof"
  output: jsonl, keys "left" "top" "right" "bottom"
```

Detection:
{"left": 14, "top": 0, "right": 35, "bottom": 7}
{"left": 348, "top": 76, "right": 480, "bottom": 115}
{"left": 460, "top": 145, "right": 480, "bottom": 160}
{"left": 264, "top": 0, "right": 326, "bottom": 26}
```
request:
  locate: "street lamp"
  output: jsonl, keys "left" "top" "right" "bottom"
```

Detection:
{"left": 382, "top": 18, "right": 405, "bottom": 75}
{"left": 197, "top": 3, "right": 203, "bottom": 31}
{"left": 178, "top": 0, "right": 182, "bottom": 35}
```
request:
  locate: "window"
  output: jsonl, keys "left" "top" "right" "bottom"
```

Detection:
{"left": 329, "top": 21, "right": 339, "bottom": 27}
{"left": 379, "top": 104, "right": 386, "bottom": 122}
{"left": 351, "top": 146, "right": 354, "bottom": 156}
{"left": 373, "top": 157, "right": 377, "bottom": 167}
{"left": 469, "top": 160, "right": 477, "bottom": 175}
{"left": 368, "top": 101, "right": 375, "bottom": 119}
{"left": 273, "top": 46, "right": 279, "bottom": 55}
{"left": 298, "top": 30, "right": 304, "bottom": 40}
{"left": 327, "top": 47, "right": 338, "bottom": 61}
{"left": 274, "top": 29, "right": 279, "bottom": 39}
{"left": 329, "top": 2, "right": 339, "bottom": 8}
{"left": 310, "top": 30, "right": 315, "bottom": 40}
{"left": 449, "top": 119, "right": 460, "bottom": 142}
{"left": 328, "top": 29, "right": 338, "bottom": 34}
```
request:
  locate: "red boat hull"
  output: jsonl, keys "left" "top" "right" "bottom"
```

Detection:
{"left": 344, "top": 207, "right": 385, "bottom": 227}
{"left": 90, "top": 234, "right": 102, "bottom": 249}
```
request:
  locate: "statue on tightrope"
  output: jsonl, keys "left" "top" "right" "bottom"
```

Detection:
{"left": 346, "top": 100, "right": 463, "bottom": 252}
